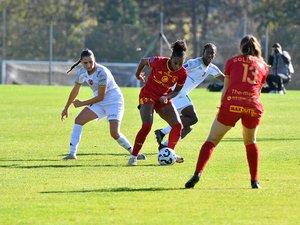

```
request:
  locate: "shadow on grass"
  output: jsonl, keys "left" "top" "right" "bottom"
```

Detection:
{"left": 40, "top": 186, "right": 185, "bottom": 194}
{"left": 222, "top": 137, "right": 300, "bottom": 142}
{"left": 0, "top": 163, "right": 160, "bottom": 169}
{"left": 59, "top": 152, "right": 158, "bottom": 157}
{"left": 0, "top": 159, "right": 59, "bottom": 162}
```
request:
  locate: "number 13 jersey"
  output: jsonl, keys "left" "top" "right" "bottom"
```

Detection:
{"left": 222, "top": 55, "right": 269, "bottom": 112}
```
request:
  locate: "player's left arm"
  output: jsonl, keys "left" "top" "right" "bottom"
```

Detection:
{"left": 216, "top": 74, "right": 225, "bottom": 82}
{"left": 221, "top": 76, "right": 230, "bottom": 101}
{"left": 73, "top": 85, "right": 106, "bottom": 107}
{"left": 73, "top": 72, "right": 108, "bottom": 108}
{"left": 160, "top": 84, "right": 183, "bottom": 104}
{"left": 210, "top": 65, "right": 225, "bottom": 82}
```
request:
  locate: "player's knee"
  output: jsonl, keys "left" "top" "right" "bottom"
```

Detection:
{"left": 74, "top": 117, "right": 86, "bottom": 125}
{"left": 243, "top": 139, "right": 256, "bottom": 146}
{"left": 171, "top": 123, "right": 183, "bottom": 130}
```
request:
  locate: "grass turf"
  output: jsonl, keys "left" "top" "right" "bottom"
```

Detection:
{"left": 0, "top": 85, "right": 299, "bottom": 225}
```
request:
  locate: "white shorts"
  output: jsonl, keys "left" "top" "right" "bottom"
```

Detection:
{"left": 172, "top": 94, "right": 193, "bottom": 112}
{"left": 87, "top": 98, "right": 124, "bottom": 121}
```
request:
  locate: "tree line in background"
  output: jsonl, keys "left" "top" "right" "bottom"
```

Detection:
{"left": 0, "top": 0, "right": 299, "bottom": 88}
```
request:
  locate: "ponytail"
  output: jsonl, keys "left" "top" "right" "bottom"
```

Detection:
{"left": 67, "top": 59, "right": 81, "bottom": 74}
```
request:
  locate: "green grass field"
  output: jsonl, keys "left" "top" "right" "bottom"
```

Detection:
{"left": 0, "top": 85, "right": 299, "bottom": 225}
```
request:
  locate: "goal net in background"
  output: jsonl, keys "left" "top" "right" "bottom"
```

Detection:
{"left": 1, "top": 60, "right": 139, "bottom": 87}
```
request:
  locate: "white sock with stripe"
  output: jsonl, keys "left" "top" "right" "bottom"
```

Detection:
{"left": 69, "top": 124, "right": 82, "bottom": 156}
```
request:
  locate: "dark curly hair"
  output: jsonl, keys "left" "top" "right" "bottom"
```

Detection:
{"left": 171, "top": 40, "right": 187, "bottom": 58}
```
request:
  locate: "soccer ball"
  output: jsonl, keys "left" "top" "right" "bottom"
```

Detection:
{"left": 158, "top": 147, "right": 176, "bottom": 166}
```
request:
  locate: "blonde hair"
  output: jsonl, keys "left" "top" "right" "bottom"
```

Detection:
{"left": 240, "top": 35, "right": 265, "bottom": 62}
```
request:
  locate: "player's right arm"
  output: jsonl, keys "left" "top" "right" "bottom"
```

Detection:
{"left": 61, "top": 83, "right": 81, "bottom": 121}
{"left": 135, "top": 58, "right": 149, "bottom": 82}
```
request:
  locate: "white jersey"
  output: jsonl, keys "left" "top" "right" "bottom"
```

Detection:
{"left": 172, "top": 57, "right": 223, "bottom": 111}
{"left": 75, "top": 63, "right": 122, "bottom": 104}
{"left": 180, "top": 57, "right": 223, "bottom": 95}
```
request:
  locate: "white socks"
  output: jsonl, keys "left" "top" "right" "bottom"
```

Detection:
{"left": 116, "top": 134, "right": 132, "bottom": 153}
{"left": 69, "top": 124, "right": 82, "bottom": 156}
{"left": 161, "top": 126, "right": 171, "bottom": 135}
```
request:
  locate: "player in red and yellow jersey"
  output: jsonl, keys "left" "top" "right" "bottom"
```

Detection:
{"left": 128, "top": 40, "right": 188, "bottom": 166}
{"left": 185, "top": 35, "right": 269, "bottom": 189}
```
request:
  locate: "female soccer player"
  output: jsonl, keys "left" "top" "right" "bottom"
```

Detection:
{"left": 61, "top": 48, "right": 146, "bottom": 160}
{"left": 154, "top": 43, "right": 224, "bottom": 147}
{"left": 185, "top": 35, "right": 269, "bottom": 189}
{"left": 128, "top": 40, "right": 188, "bottom": 166}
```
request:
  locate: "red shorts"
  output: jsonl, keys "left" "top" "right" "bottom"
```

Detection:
{"left": 139, "top": 96, "right": 171, "bottom": 112}
{"left": 217, "top": 104, "right": 262, "bottom": 129}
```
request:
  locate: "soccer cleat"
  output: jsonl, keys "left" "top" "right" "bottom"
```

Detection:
{"left": 185, "top": 174, "right": 201, "bottom": 189}
{"left": 63, "top": 154, "right": 77, "bottom": 160}
{"left": 128, "top": 157, "right": 137, "bottom": 166}
{"left": 137, "top": 153, "right": 147, "bottom": 160}
{"left": 175, "top": 155, "right": 184, "bottom": 163}
{"left": 251, "top": 180, "right": 262, "bottom": 189}
{"left": 268, "top": 90, "right": 277, "bottom": 94}
{"left": 155, "top": 129, "right": 165, "bottom": 145}
{"left": 278, "top": 90, "right": 284, "bottom": 95}
{"left": 158, "top": 143, "right": 167, "bottom": 151}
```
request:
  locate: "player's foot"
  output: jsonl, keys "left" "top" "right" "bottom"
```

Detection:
{"left": 278, "top": 90, "right": 284, "bottom": 95}
{"left": 63, "top": 154, "right": 77, "bottom": 160}
{"left": 251, "top": 180, "right": 262, "bottom": 189}
{"left": 128, "top": 157, "right": 137, "bottom": 166}
{"left": 185, "top": 174, "right": 200, "bottom": 189}
{"left": 176, "top": 155, "right": 184, "bottom": 163}
{"left": 155, "top": 129, "right": 165, "bottom": 145}
{"left": 137, "top": 153, "right": 147, "bottom": 160}
{"left": 127, "top": 148, "right": 146, "bottom": 160}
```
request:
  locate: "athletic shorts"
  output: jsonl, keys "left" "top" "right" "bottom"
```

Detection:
{"left": 172, "top": 93, "right": 193, "bottom": 111}
{"left": 87, "top": 99, "right": 124, "bottom": 121}
{"left": 217, "top": 104, "right": 262, "bottom": 129}
{"left": 139, "top": 96, "right": 172, "bottom": 112}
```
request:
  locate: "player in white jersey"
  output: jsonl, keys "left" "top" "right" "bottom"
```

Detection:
{"left": 155, "top": 43, "right": 224, "bottom": 147}
{"left": 61, "top": 48, "right": 146, "bottom": 160}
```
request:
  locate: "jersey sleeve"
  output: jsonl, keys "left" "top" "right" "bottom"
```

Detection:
{"left": 148, "top": 56, "right": 162, "bottom": 68}
{"left": 261, "top": 64, "right": 269, "bottom": 84}
{"left": 224, "top": 58, "right": 232, "bottom": 79}
{"left": 96, "top": 71, "right": 108, "bottom": 87}
{"left": 183, "top": 58, "right": 200, "bottom": 71}
{"left": 177, "top": 69, "right": 188, "bottom": 86}
{"left": 74, "top": 68, "right": 85, "bottom": 84}
{"left": 208, "top": 64, "right": 224, "bottom": 78}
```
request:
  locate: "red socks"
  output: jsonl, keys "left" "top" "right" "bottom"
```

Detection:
{"left": 195, "top": 141, "right": 215, "bottom": 174}
{"left": 194, "top": 141, "right": 259, "bottom": 181}
{"left": 168, "top": 123, "right": 182, "bottom": 149}
{"left": 246, "top": 143, "right": 259, "bottom": 181}
{"left": 132, "top": 124, "right": 152, "bottom": 156}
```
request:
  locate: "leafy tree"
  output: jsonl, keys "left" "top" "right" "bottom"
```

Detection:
{"left": 252, "top": 0, "right": 300, "bottom": 89}
{"left": 86, "top": 0, "right": 150, "bottom": 62}
{"left": 0, "top": 0, "right": 87, "bottom": 60}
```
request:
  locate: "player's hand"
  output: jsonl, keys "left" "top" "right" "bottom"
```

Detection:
{"left": 61, "top": 108, "right": 68, "bottom": 121}
{"left": 73, "top": 99, "right": 83, "bottom": 108}
{"left": 136, "top": 72, "right": 145, "bottom": 83}
{"left": 159, "top": 96, "right": 168, "bottom": 104}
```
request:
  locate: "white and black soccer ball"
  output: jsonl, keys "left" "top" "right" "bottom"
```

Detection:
{"left": 158, "top": 147, "right": 176, "bottom": 166}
